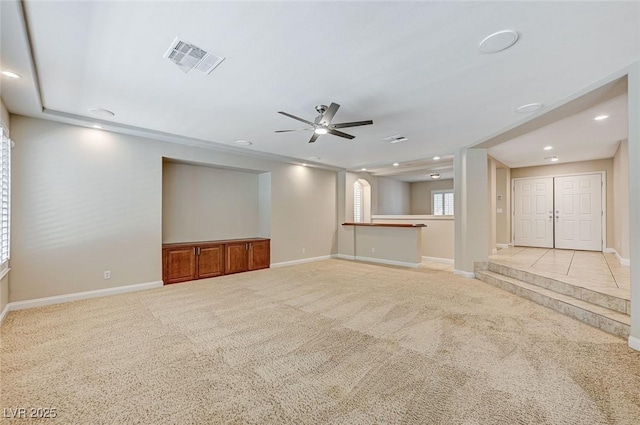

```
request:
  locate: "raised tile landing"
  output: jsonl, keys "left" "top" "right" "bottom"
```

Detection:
{"left": 489, "top": 247, "right": 630, "bottom": 301}
{"left": 475, "top": 247, "right": 630, "bottom": 338}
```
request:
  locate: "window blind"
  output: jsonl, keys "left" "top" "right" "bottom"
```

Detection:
{"left": 353, "top": 182, "right": 363, "bottom": 222}
{"left": 0, "top": 126, "right": 10, "bottom": 264}
{"left": 433, "top": 190, "right": 454, "bottom": 216}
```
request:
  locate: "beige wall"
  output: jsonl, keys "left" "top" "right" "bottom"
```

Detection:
{"left": 162, "top": 162, "right": 260, "bottom": 243}
{"left": 410, "top": 179, "right": 454, "bottom": 215}
{"left": 511, "top": 158, "right": 615, "bottom": 248}
{"left": 613, "top": 140, "right": 630, "bottom": 259}
{"left": 495, "top": 168, "right": 510, "bottom": 244}
{"left": 372, "top": 216, "right": 454, "bottom": 260}
{"left": 1, "top": 99, "right": 9, "bottom": 130}
{"left": 10, "top": 115, "right": 337, "bottom": 302}
{"left": 377, "top": 177, "right": 410, "bottom": 215}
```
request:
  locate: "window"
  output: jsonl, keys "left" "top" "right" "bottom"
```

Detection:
{"left": 353, "top": 181, "right": 363, "bottom": 222}
{"left": 0, "top": 126, "right": 10, "bottom": 265}
{"left": 432, "top": 190, "right": 454, "bottom": 216}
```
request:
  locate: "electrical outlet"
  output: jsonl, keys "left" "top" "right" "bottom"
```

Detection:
{"left": 371, "top": 247, "right": 376, "bottom": 253}
{"left": 104, "top": 270, "right": 111, "bottom": 279}
{"left": 302, "top": 248, "right": 306, "bottom": 254}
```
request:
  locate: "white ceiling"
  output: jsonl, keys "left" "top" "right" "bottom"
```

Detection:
{"left": 1, "top": 1, "right": 639, "bottom": 174}
{"left": 489, "top": 94, "right": 628, "bottom": 168}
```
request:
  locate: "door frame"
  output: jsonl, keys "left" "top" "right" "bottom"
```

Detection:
{"left": 511, "top": 171, "right": 606, "bottom": 251}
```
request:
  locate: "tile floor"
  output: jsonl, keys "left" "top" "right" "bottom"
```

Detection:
{"left": 489, "top": 247, "right": 630, "bottom": 300}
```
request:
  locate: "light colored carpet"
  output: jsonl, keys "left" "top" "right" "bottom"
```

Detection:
{"left": 1, "top": 259, "right": 639, "bottom": 424}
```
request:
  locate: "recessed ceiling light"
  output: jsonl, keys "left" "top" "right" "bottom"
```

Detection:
{"left": 516, "top": 103, "right": 543, "bottom": 113}
{"left": 1, "top": 70, "right": 21, "bottom": 79}
{"left": 361, "top": 168, "right": 367, "bottom": 171}
{"left": 392, "top": 162, "right": 399, "bottom": 167}
{"left": 433, "top": 156, "right": 440, "bottom": 160}
{"left": 314, "top": 128, "right": 328, "bottom": 135}
{"left": 594, "top": 115, "right": 609, "bottom": 121}
{"left": 478, "top": 30, "right": 519, "bottom": 54}
{"left": 302, "top": 163, "right": 307, "bottom": 167}
{"left": 307, "top": 156, "right": 321, "bottom": 161}
{"left": 92, "top": 125, "right": 102, "bottom": 129}
{"left": 235, "top": 140, "right": 252, "bottom": 146}
{"left": 88, "top": 108, "right": 115, "bottom": 118}
{"left": 431, "top": 173, "right": 441, "bottom": 179}
{"left": 543, "top": 146, "right": 553, "bottom": 151}
{"left": 551, "top": 157, "right": 559, "bottom": 162}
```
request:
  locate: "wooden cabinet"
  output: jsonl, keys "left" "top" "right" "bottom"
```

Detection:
{"left": 224, "top": 239, "right": 271, "bottom": 274}
{"left": 163, "top": 245, "right": 196, "bottom": 284}
{"left": 249, "top": 239, "right": 270, "bottom": 271}
{"left": 163, "top": 238, "right": 269, "bottom": 284}
{"left": 197, "top": 244, "right": 225, "bottom": 279}
{"left": 225, "top": 242, "right": 249, "bottom": 275}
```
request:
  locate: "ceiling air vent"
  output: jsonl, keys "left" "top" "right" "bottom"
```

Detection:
{"left": 382, "top": 135, "right": 408, "bottom": 144}
{"left": 164, "top": 37, "right": 225, "bottom": 74}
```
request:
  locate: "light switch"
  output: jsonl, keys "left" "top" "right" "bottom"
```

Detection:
{"left": 497, "top": 208, "right": 503, "bottom": 214}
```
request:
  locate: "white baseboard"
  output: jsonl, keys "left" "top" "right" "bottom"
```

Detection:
{"left": 454, "top": 269, "right": 475, "bottom": 278}
{"left": 0, "top": 303, "right": 9, "bottom": 324}
{"left": 334, "top": 254, "right": 356, "bottom": 260}
{"left": 604, "top": 248, "right": 630, "bottom": 266}
{"left": 496, "top": 243, "right": 511, "bottom": 250}
{"left": 629, "top": 336, "right": 640, "bottom": 352}
{"left": 491, "top": 248, "right": 498, "bottom": 255}
{"left": 6, "top": 280, "right": 163, "bottom": 313}
{"left": 354, "top": 256, "right": 420, "bottom": 268}
{"left": 271, "top": 255, "right": 332, "bottom": 268}
{"left": 422, "top": 256, "right": 454, "bottom": 264}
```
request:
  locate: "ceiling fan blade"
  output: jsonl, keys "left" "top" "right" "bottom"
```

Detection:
{"left": 308, "top": 133, "right": 320, "bottom": 143}
{"left": 278, "top": 111, "right": 314, "bottom": 126}
{"left": 331, "top": 120, "right": 373, "bottom": 129}
{"left": 327, "top": 128, "right": 355, "bottom": 140}
{"left": 319, "top": 102, "right": 340, "bottom": 125}
{"left": 274, "top": 128, "right": 309, "bottom": 133}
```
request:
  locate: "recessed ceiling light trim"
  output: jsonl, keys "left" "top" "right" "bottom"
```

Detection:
{"left": 516, "top": 103, "right": 543, "bottom": 113}
{"left": 92, "top": 125, "right": 102, "bottom": 129}
{"left": 543, "top": 146, "right": 553, "bottom": 151}
{"left": 235, "top": 140, "right": 252, "bottom": 146}
{"left": 1, "top": 70, "right": 21, "bottom": 79}
{"left": 594, "top": 115, "right": 609, "bottom": 121}
{"left": 392, "top": 162, "right": 399, "bottom": 167}
{"left": 433, "top": 156, "right": 440, "bottom": 161}
{"left": 478, "top": 30, "right": 519, "bottom": 54}
{"left": 430, "top": 173, "right": 441, "bottom": 179}
{"left": 361, "top": 168, "right": 367, "bottom": 171}
{"left": 88, "top": 108, "right": 115, "bottom": 118}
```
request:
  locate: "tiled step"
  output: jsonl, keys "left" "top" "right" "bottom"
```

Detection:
{"left": 475, "top": 270, "right": 630, "bottom": 338}
{"left": 486, "top": 262, "right": 629, "bottom": 315}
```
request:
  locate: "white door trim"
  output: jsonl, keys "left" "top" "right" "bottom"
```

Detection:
{"left": 511, "top": 171, "right": 606, "bottom": 251}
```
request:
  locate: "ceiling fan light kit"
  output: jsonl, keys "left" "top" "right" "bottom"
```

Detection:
{"left": 276, "top": 102, "right": 373, "bottom": 143}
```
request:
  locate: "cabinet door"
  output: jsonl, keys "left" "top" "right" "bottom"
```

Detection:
{"left": 248, "top": 240, "right": 270, "bottom": 271}
{"left": 225, "top": 242, "right": 248, "bottom": 274}
{"left": 197, "top": 244, "right": 224, "bottom": 279}
{"left": 163, "top": 246, "right": 196, "bottom": 284}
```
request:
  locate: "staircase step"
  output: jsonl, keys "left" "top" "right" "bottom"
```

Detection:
{"left": 476, "top": 270, "right": 630, "bottom": 338}
{"left": 487, "top": 262, "right": 629, "bottom": 315}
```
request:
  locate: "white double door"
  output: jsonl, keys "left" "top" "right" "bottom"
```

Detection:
{"left": 513, "top": 173, "right": 602, "bottom": 251}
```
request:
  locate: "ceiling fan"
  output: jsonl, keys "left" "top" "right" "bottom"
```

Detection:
{"left": 276, "top": 103, "right": 373, "bottom": 143}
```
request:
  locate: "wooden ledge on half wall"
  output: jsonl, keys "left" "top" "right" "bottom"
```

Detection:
{"left": 342, "top": 222, "right": 426, "bottom": 227}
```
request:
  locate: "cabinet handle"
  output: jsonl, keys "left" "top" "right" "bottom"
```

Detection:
{"left": 197, "top": 247, "right": 200, "bottom": 255}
